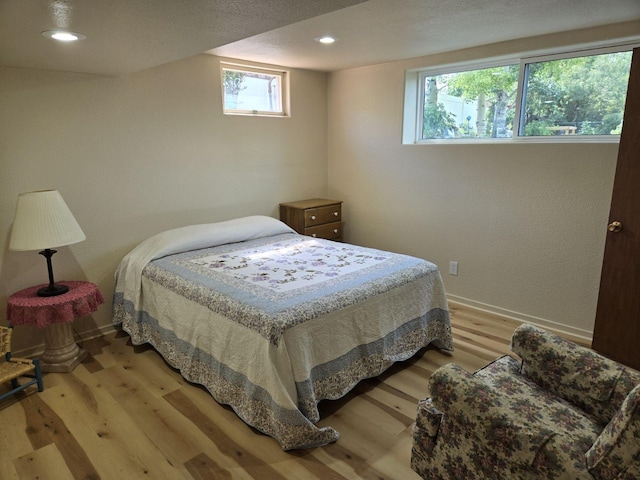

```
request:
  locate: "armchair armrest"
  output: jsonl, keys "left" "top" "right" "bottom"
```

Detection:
{"left": 427, "top": 363, "right": 554, "bottom": 470}
{"left": 510, "top": 324, "right": 638, "bottom": 425}
{"left": 414, "top": 398, "right": 442, "bottom": 448}
{"left": 411, "top": 398, "right": 443, "bottom": 467}
{"left": 586, "top": 384, "right": 640, "bottom": 480}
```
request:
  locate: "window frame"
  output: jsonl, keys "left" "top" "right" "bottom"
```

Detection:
{"left": 221, "top": 63, "right": 289, "bottom": 117}
{"left": 405, "top": 40, "right": 639, "bottom": 145}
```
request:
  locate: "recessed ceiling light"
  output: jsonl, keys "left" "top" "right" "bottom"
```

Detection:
{"left": 315, "top": 36, "right": 336, "bottom": 45}
{"left": 42, "top": 30, "right": 86, "bottom": 42}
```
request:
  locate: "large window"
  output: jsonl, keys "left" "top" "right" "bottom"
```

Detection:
{"left": 221, "top": 64, "right": 288, "bottom": 117}
{"left": 406, "top": 44, "right": 634, "bottom": 143}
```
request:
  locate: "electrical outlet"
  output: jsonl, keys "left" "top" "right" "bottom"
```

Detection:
{"left": 449, "top": 261, "right": 459, "bottom": 276}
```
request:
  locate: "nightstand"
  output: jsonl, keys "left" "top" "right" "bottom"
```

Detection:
{"left": 279, "top": 198, "right": 343, "bottom": 241}
{"left": 7, "top": 281, "right": 104, "bottom": 373}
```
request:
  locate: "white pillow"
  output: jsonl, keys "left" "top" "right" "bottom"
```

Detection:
{"left": 136, "top": 215, "right": 295, "bottom": 262}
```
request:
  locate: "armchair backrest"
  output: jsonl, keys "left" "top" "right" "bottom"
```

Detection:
{"left": 511, "top": 324, "right": 640, "bottom": 425}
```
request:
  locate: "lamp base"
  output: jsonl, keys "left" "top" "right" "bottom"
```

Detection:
{"left": 37, "top": 283, "right": 69, "bottom": 297}
{"left": 37, "top": 248, "right": 68, "bottom": 297}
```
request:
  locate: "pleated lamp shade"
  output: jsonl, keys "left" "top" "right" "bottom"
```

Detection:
{"left": 9, "top": 190, "right": 85, "bottom": 251}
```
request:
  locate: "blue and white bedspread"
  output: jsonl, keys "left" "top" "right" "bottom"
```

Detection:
{"left": 112, "top": 216, "right": 452, "bottom": 450}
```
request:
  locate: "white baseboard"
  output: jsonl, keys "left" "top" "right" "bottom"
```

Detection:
{"left": 446, "top": 294, "right": 594, "bottom": 344}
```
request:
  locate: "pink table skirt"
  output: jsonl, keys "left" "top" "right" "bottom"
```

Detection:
{"left": 7, "top": 281, "right": 104, "bottom": 328}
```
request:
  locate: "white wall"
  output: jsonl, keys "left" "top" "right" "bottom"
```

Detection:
{"left": 327, "top": 25, "right": 637, "bottom": 339}
{"left": 2, "top": 22, "right": 635, "bottom": 352}
{"left": 0, "top": 54, "right": 328, "bottom": 352}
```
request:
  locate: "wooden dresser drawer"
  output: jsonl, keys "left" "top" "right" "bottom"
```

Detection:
{"left": 304, "top": 204, "right": 341, "bottom": 227}
{"left": 279, "top": 198, "right": 344, "bottom": 241}
{"left": 304, "top": 221, "right": 342, "bottom": 240}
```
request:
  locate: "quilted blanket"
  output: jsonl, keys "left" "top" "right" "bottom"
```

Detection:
{"left": 112, "top": 216, "right": 452, "bottom": 449}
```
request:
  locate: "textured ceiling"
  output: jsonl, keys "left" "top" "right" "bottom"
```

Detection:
{"left": 209, "top": 0, "right": 640, "bottom": 71}
{"left": 0, "top": 0, "right": 367, "bottom": 76}
{"left": 1, "top": 0, "right": 639, "bottom": 76}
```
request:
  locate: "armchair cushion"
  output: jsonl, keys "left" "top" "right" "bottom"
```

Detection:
{"left": 510, "top": 324, "right": 640, "bottom": 425}
{"left": 586, "top": 384, "right": 640, "bottom": 480}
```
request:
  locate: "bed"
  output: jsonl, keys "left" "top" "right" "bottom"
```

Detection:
{"left": 112, "top": 215, "right": 452, "bottom": 450}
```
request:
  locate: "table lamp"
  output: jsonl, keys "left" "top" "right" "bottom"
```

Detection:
{"left": 9, "top": 190, "right": 86, "bottom": 297}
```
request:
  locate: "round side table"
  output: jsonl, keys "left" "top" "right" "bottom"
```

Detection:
{"left": 7, "top": 281, "right": 104, "bottom": 373}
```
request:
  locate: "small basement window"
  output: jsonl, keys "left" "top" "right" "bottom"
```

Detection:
{"left": 221, "top": 64, "right": 288, "bottom": 117}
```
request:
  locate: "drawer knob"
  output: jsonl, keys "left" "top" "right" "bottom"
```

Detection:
{"left": 312, "top": 233, "right": 317, "bottom": 237}
{"left": 311, "top": 215, "right": 317, "bottom": 220}
{"left": 333, "top": 229, "right": 338, "bottom": 234}
{"left": 333, "top": 211, "right": 338, "bottom": 216}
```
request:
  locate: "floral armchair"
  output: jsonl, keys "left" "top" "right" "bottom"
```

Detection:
{"left": 411, "top": 323, "right": 640, "bottom": 480}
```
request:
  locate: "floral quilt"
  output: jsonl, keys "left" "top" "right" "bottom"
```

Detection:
{"left": 185, "top": 237, "right": 392, "bottom": 292}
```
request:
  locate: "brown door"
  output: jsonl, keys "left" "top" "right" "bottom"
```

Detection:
{"left": 592, "top": 48, "right": 640, "bottom": 370}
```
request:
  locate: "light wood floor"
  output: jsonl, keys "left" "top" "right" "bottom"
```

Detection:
{"left": 0, "top": 305, "right": 547, "bottom": 480}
